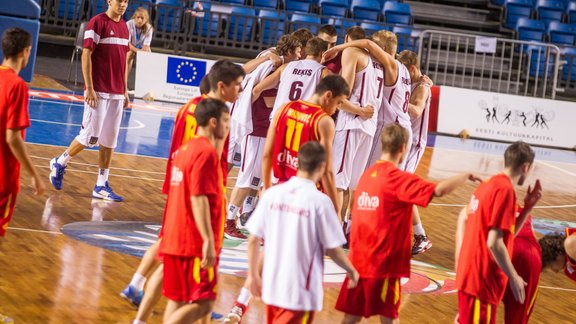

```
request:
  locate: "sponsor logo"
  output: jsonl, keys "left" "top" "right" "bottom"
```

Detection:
{"left": 251, "top": 177, "right": 261, "bottom": 187}
{"left": 89, "top": 136, "right": 98, "bottom": 145}
{"left": 357, "top": 191, "right": 379, "bottom": 211}
{"left": 277, "top": 149, "right": 298, "bottom": 169}
{"left": 170, "top": 166, "right": 183, "bottom": 185}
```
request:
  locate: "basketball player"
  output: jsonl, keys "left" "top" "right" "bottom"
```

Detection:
{"left": 318, "top": 24, "right": 338, "bottom": 49}
{"left": 324, "top": 26, "right": 365, "bottom": 74}
{"left": 159, "top": 98, "right": 229, "bottom": 323}
{"left": 49, "top": 0, "right": 130, "bottom": 201}
{"left": 456, "top": 142, "right": 542, "bottom": 324}
{"left": 335, "top": 124, "right": 480, "bottom": 324}
{"left": 246, "top": 142, "right": 359, "bottom": 323}
{"left": 226, "top": 76, "right": 350, "bottom": 323}
{"left": 536, "top": 229, "right": 576, "bottom": 282}
{"left": 226, "top": 35, "right": 302, "bottom": 240}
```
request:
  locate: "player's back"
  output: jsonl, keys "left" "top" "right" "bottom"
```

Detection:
{"left": 382, "top": 60, "right": 412, "bottom": 128}
{"left": 272, "top": 100, "right": 327, "bottom": 182}
{"left": 271, "top": 59, "right": 325, "bottom": 117}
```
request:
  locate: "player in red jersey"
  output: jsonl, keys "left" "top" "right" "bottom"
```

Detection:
{"left": 49, "top": 0, "right": 130, "bottom": 201}
{"left": 335, "top": 123, "right": 480, "bottom": 323}
{"left": 0, "top": 27, "right": 45, "bottom": 322}
{"left": 159, "top": 98, "right": 229, "bottom": 323}
{"left": 455, "top": 142, "right": 542, "bottom": 324}
{"left": 535, "top": 228, "right": 576, "bottom": 283}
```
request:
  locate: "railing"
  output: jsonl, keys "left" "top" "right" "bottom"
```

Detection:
{"left": 418, "top": 30, "right": 562, "bottom": 99}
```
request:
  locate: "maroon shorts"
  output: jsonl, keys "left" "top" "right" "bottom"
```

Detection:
{"left": 163, "top": 255, "right": 219, "bottom": 303}
{"left": 0, "top": 192, "right": 18, "bottom": 237}
{"left": 458, "top": 291, "right": 497, "bottom": 324}
{"left": 266, "top": 305, "right": 315, "bottom": 324}
{"left": 335, "top": 277, "right": 401, "bottom": 319}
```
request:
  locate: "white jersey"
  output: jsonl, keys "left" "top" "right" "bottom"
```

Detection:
{"left": 336, "top": 55, "right": 383, "bottom": 137}
{"left": 382, "top": 60, "right": 412, "bottom": 129}
{"left": 246, "top": 177, "right": 346, "bottom": 311}
{"left": 410, "top": 82, "right": 431, "bottom": 148}
{"left": 270, "top": 59, "right": 325, "bottom": 118}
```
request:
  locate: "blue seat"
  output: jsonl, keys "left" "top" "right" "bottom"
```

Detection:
{"left": 220, "top": 0, "right": 246, "bottom": 4}
{"left": 156, "top": 0, "right": 182, "bottom": 33}
{"left": 125, "top": 0, "right": 154, "bottom": 20}
{"left": 290, "top": 12, "right": 321, "bottom": 33}
{"left": 57, "top": 0, "right": 84, "bottom": 20}
{"left": 360, "top": 21, "right": 390, "bottom": 36}
{"left": 525, "top": 45, "right": 555, "bottom": 78}
{"left": 568, "top": 2, "right": 576, "bottom": 23}
{"left": 492, "top": 0, "right": 506, "bottom": 6}
{"left": 258, "top": 9, "right": 285, "bottom": 45}
{"left": 561, "top": 47, "right": 576, "bottom": 81}
{"left": 516, "top": 17, "right": 546, "bottom": 42}
{"left": 382, "top": 2, "right": 412, "bottom": 25}
{"left": 351, "top": 0, "right": 381, "bottom": 21}
{"left": 191, "top": 2, "right": 220, "bottom": 38}
{"left": 253, "top": 0, "right": 279, "bottom": 9}
{"left": 536, "top": 0, "right": 565, "bottom": 25}
{"left": 319, "top": 0, "right": 348, "bottom": 18}
{"left": 393, "top": 25, "right": 414, "bottom": 51}
{"left": 504, "top": 0, "right": 533, "bottom": 29}
{"left": 228, "top": 7, "right": 256, "bottom": 42}
{"left": 548, "top": 21, "right": 576, "bottom": 46}
{"left": 285, "top": 0, "right": 315, "bottom": 13}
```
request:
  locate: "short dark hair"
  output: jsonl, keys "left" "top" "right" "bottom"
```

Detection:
{"left": 195, "top": 98, "right": 229, "bottom": 127}
{"left": 292, "top": 28, "right": 314, "bottom": 48}
{"left": 504, "top": 141, "right": 535, "bottom": 171}
{"left": 298, "top": 141, "right": 326, "bottom": 173}
{"left": 2, "top": 28, "right": 32, "bottom": 59}
{"left": 305, "top": 37, "right": 328, "bottom": 57}
{"left": 275, "top": 34, "right": 301, "bottom": 57}
{"left": 346, "top": 26, "right": 365, "bottom": 41}
{"left": 380, "top": 124, "right": 408, "bottom": 154}
{"left": 315, "top": 75, "right": 350, "bottom": 98}
{"left": 199, "top": 75, "right": 210, "bottom": 95}
{"left": 539, "top": 234, "right": 566, "bottom": 270}
{"left": 318, "top": 25, "right": 337, "bottom": 37}
{"left": 208, "top": 59, "right": 245, "bottom": 91}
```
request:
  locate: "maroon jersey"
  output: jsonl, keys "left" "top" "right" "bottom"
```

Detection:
{"left": 324, "top": 52, "right": 342, "bottom": 74}
{"left": 250, "top": 88, "right": 277, "bottom": 137}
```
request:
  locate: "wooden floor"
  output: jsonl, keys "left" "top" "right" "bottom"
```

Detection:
{"left": 2, "top": 139, "right": 576, "bottom": 323}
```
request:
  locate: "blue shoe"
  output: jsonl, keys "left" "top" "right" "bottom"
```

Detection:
{"left": 211, "top": 312, "right": 224, "bottom": 321}
{"left": 49, "top": 157, "right": 66, "bottom": 190}
{"left": 93, "top": 181, "right": 124, "bottom": 202}
{"left": 120, "top": 285, "right": 143, "bottom": 307}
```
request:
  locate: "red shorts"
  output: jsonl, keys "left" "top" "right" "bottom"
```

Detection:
{"left": 335, "top": 277, "right": 401, "bottom": 319}
{"left": 457, "top": 291, "right": 497, "bottom": 324}
{"left": 0, "top": 192, "right": 18, "bottom": 237}
{"left": 266, "top": 305, "right": 315, "bottom": 324}
{"left": 163, "top": 255, "right": 219, "bottom": 303}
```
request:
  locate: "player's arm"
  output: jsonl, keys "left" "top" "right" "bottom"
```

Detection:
{"left": 81, "top": 47, "right": 97, "bottom": 108}
{"left": 252, "top": 64, "right": 285, "bottom": 102}
{"left": 317, "top": 116, "right": 339, "bottom": 213}
{"left": 339, "top": 100, "right": 374, "bottom": 120}
{"left": 325, "top": 247, "right": 359, "bottom": 288}
{"left": 246, "top": 234, "right": 263, "bottom": 297}
{"left": 128, "top": 43, "right": 139, "bottom": 53}
{"left": 191, "top": 195, "right": 216, "bottom": 268}
{"left": 454, "top": 207, "right": 468, "bottom": 270}
{"left": 434, "top": 173, "right": 481, "bottom": 197}
{"left": 515, "top": 180, "right": 542, "bottom": 236}
{"left": 6, "top": 128, "right": 45, "bottom": 196}
{"left": 487, "top": 228, "right": 526, "bottom": 303}
{"left": 407, "top": 84, "right": 429, "bottom": 120}
{"left": 243, "top": 52, "right": 281, "bottom": 74}
{"left": 261, "top": 112, "right": 279, "bottom": 189}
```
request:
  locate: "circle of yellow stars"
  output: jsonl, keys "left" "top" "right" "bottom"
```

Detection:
{"left": 176, "top": 61, "right": 198, "bottom": 84}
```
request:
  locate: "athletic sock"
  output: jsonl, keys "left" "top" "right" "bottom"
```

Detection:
{"left": 129, "top": 272, "right": 146, "bottom": 291}
{"left": 237, "top": 287, "right": 252, "bottom": 305}
{"left": 413, "top": 223, "right": 426, "bottom": 236}
{"left": 97, "top": 168, "right": 110, "bottom": 187}
{"left": 58, "top": 151, "right": 72, "bottom": 166}
{"left": 227, "top": 204, "right": 240, "bottom": 220}
{"left": 242, "top": 195, "right": 258, "bottom": 214}
{"left": 132, "top": 320, "right": 146, "bottom": 324}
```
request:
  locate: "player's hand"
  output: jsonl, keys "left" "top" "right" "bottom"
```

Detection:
{"left": 124, "top": 91, "right": 131, "bottom": 109}
{"left": 347, "top": 269, "right": 359, "bottom": 288}
{"left": 31, "top": 174, "right": 46, "bottom": 196}
{"left": 247, "top": 274, "right": 262, "bottom": 298}
{"left": 322, "top": 47, "right": 339, "bottom": 62}
{"left": 85, "top": 88, "right": 98, "bottom": 108}
{"left": 359, "top": 105, "right": 375, "bottom": 119}
{"left": 523, "top": 179, "right": 542, "bottom": 211}
{"left": 468, "top": 174, "right": 483, "bottom": 183}
{"left": 201, "top": 239, "right": 216, "bottom": 268}
{"left": 420, "top": 74, "right": 434, "bottom": 87}
{"left": 269, "top": 53, "right": 282, "bottom": 68}
{"left": 509, "top": 273, "right": 527, "bottom": 303}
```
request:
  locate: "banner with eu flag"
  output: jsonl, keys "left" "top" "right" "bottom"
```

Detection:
{"left": 166, "top": 57, "right": 207, "bottom": 87}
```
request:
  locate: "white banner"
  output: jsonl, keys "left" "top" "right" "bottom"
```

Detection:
{"left": 135, "top": 52, "right": 217, "bottom": 104}
{"left": 437, "top": 86, "right": 576, "bottom": 149}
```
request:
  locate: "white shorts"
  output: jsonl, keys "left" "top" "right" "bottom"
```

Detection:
{"left": 75, "top": 95, "right": 124, "bottom": 148}
{"left": 228, "top": 140, "right": 242, "bottom": 166}
{"left": 397, "top": 125, "right": 413, "bottom": 171}
{"left": 236, "top": 135, "right": 266, "bottom": 189}
{"left": 366, "top": 121, "right": 385, "bottom": 168}
{"left": 403, "top": 143, "right": 425, "bottom": 174}
{"left": 333, "top": 129, "right": 373, "bottom": 190}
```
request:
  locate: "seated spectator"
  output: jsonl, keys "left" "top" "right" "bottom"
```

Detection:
{"left": 126, "top": 7, "right": 153, "bottom": 75}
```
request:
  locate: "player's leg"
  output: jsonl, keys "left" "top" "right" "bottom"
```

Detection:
{"left": 134, "top": 263, "right": 164, "bottom": 322}
{"left": 163, "top": 300, "right": 182, "bottom": 323}
{"left": 412, "top": 206, "right": 432, "bottom": 255}
{"left": 165, "top": 300, "right": 213, "bottom": 324}
{"left": 238, "top": 190, "right": 259, "bottom": 228}
{"left": 342, "top": 314, "right": 362, "bottom": 324}
{"left": 333, "top": 130, "right": 352, "bottom": 221}
{"left": 266, "top": 305, "right": 315, "bottom": 324}
{"left": 226, "top": 186, "right": 251, "bottom": 240}
{"left": 122, "top": 240, "right": 161, "bottom": 306}
{"left": 93, "top": 98, "right": 124, "bottom": 201}
{"left": 226, "top": 251, "right": 264, "bottom": 323}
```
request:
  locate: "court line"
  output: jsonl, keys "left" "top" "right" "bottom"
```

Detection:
{"left": 8, "top": 227, "right": 62, "bottom": 235}
{"left": 34, "top": 164, "right": 164, "bottom": 182}
{"left": 538, "top": 285, "right": 576, "bottom": 292}
{"left": 31, "top": 118, "right": 145, "bottom": 130}
{"left": 537, "top": 160, "right": 576, "bottom": 178}
{"left": 28, "top": 142, "right": 168, "bottom": 160}
{"left": 29, "top": 97, "right": 179, "bottom": 113}
{"left": 429, "top": 203, "right": 576, "bottom": 209}
{"left": 30, "top": 155, "right": 166, "bottom": 175}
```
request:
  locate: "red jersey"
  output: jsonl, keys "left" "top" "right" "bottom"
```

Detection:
{"left": 349, "top": 161, "right": 436, "bottom": 278}
{"left": 163, "top": 95, "right": 228, "bottom": 194}
{"left": 0, "top": 66, "right": 30, "bottom": 193}
{"left": 159, "top": 136, "right": 225, "bottom": 257}
{"left": 272, "top": 100, "right": 327, "bottom": 183}
{"left": 565, "top": 227, "right": 576, "bottom": 281}
{"left": 83, "top": 13, "right": 130, "bottom": 94}
{"left": 457, "top": 173, "right": 517, "bottom": 305}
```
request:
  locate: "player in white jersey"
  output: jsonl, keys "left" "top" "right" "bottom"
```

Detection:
{"left": 398, "top": 50, "right": 434, "bottom": 255}
{"left": 246, "top": 141, "right": 358, "bottom": 323}
{"left": 254, "top": 37, "right": 330, "bottom": 119}
{"left": 225, "top": 35, "right": 302, "bottom": 240}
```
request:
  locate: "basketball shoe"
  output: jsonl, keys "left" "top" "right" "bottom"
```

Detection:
{"left": 238, "top": 211, "right": 253, "bottom": 229}
{"left": 412, "top": 235, "right": 432, "bottom": 255}
{"left": 49, "top": 157, "right": 67, "bottom": 190}
{"left": 93, "top": 181, "right": 124, "bottom": 202}
{"left": 225, "top": 219, "right": 247, "bottom": 240}
{"left": 225, "top": 301, "right": 247, "bottom": 323}
{"left": 0, "top": 313, "right": 13, "bottom": 324}
{"left": 120, "top": 285, "right": 143, "bottom": 307}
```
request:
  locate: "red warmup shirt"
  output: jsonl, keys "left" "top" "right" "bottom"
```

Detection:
{"left": 457, "top": 173, "right": 517, "bottom": 305}
{"left": 159, "top": 136, "right": 225, "bottom": 257}
{"left": 349, "top": 161, "right": 436, "bottom": 278}
{"left": 83, "top": 13, "right": 130, "bottom": 94}
{"left": 0, "top": 66, "right": 30, "bottom": 193}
